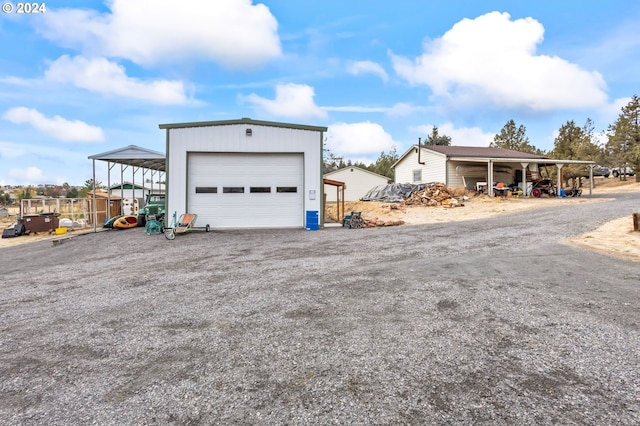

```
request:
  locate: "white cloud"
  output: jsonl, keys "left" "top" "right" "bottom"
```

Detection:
{"left": 599, "top": 96, "right": 631, "bottom": 124}
{"left": 0, "top": 141, "right": 28, "bottom": 158}
{"left": 387, "top": 103, "right": 430, "bottom": 117}
{"left": 347, "top": 60, "right": 389, "bottom": 81}
{"left": 413, "top": 122, "right": 495, "bottom": 147}
{"left": 7, "top": 166, "right": 46, "bottom": 183}
{"left": 3, "top": 107, "right": 105, "bottom": 143}
{"left": 37, "top": 0, "right": 282, "bottom": 68}
{"left": 390, "top": 12, "right": 608, "bottom": 111}
{"left": 323, "top": 105, "right": 389, "bottom": 113}
{"left": 243, "top": 83, "right": 327, "bottom": 119}
{"left": 44, "top": 55, "right": 188, "bottom": 105}
{"left": 326, "top": 122, "right": 395, "bottom": 156}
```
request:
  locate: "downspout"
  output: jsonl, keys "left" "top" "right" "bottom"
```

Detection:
{"left": 417, "top": 137, "right": 425, "bottom": 165}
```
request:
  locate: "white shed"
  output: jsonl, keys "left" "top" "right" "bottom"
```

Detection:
{"left": 108, "top": 182, "right": 165, "bottom": 213}
{"left": 159, "top": 118, "right": 327, "bottom": 229}
{"left": 323, "top": 167, "right": 390, "bottom": 201}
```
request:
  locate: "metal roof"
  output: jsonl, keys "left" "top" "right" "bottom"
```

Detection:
{"left": 421, "top": 145, "right": 546, "bottom": 159}
{"left": 392, "top": 145, "right": 596, "bottom": 169}
{"left": 159, "top": 117, "right": 328, "bottom": 132}
{"left": 88, "top": 145, "right": 166, "bottom": 171}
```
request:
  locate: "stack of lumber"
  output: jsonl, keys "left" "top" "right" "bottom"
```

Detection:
{"left": 403, "top": 182, "right": 463, "bottom": 207}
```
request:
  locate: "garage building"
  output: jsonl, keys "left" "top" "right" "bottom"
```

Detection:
{"left": 159, "top": 118, "right": 327, "bottom": 229}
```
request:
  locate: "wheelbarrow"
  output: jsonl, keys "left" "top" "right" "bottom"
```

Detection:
{"left": 530, "top": 179, "right": 556, "bottom": 198}
{"left": 164, "top": 211, "right": 210, "bottom": 240}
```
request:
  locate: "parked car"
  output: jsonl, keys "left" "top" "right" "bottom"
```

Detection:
{"left": 592, "top": 166, "right": 610, "bottom": 177}
{"left": 611, "top": 166, "right": 635, "bottom": 178}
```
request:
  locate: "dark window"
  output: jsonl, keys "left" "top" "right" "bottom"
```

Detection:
{"left": 250, "top": 187, "right": 271, "bottom": 193}
{"left": 277, "top": 186, "right": 297, "bottom": 193}
{"left": 223, "top": 187, "right": 245, "bottom": 194}
{"left": 195, "top": 187, "right": 217, "bottom": 194}
{"left": 412, "top": 170, "right": 422, "bottom": 182}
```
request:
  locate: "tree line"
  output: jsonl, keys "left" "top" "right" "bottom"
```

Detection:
{"left": 324, "top": 95, "right": 640, "bottom": 182}
{"left": 0, "top": 180, "right": 101, "bottom": 206}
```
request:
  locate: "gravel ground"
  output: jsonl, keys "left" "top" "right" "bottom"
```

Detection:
{"left": 1, "top": 192, "right": 639, "bottom": 425}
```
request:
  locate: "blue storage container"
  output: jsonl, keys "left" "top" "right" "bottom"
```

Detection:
{"left": 305, "top": 210, "right": 319, "bottom": 230}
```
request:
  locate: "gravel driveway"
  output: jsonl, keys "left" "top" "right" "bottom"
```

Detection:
{"left": 1, "top": 192, "right": 639, "bottom": 425}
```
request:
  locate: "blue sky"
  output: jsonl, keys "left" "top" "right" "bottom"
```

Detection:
{"left": 1, "top": 0, "right": 639, "bottom": 186}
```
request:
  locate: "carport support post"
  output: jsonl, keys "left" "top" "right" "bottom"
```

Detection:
{"left": 120, "top": 164, "right": 125, "bottom": 207}
{"left": 131, "top": 166, "right": 136, "bottom": 213}
{"left": 589, "top": 165, "right": 594, "bottom": 196}
{"left": 520, "top": 163, "right": 529, "bottom": 196}
{"left": 106, "top": 161, "right": 111, "bottom": 221}
{"left": 556, "top": 164, "right": 564, "bottom": 196}
{"left": 488, "top": 160, "right": 494, "bottom": 196}
{"left": 92, "top": 159, "right": 97, "bottom": 232}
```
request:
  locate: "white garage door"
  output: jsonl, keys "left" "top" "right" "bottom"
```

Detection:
{"left": 187, "top": 153, "right": 304, "bottom": 228}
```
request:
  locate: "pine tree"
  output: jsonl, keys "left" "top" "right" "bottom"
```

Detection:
{"left": 550, "top": 119, "right": 603, "bottom": 183}
{"left": 491, "top": 119, "right": 544, "bottom": 155}
{"left": 606, "top": 95, "right": 640, "bottom": 180}
{"left": 424, "top": 126, "right": 452, "bottom": 146}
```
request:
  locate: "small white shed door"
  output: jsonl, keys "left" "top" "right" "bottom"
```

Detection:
{"left": 188, "top": 153, "right": 304, "bottom": 228}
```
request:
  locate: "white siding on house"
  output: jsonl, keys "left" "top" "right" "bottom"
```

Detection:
{"left": 394, "top": 148, "right": 446, "bottom": 184}
{"left": 324, "top": 167, "right": 388, "bottom": 201}
{"left": 166, "top": 122, "right": 323, "bottom": 229}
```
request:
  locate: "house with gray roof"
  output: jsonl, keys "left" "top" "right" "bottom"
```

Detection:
{"left": 392, "top": 145, "right": 596, "bottom": 195}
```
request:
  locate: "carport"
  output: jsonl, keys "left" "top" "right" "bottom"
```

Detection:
{"left": 88, "top": 145, "right": 166, "bottom": 232}
{"left": 450, "top": 156, "right": 598, "bottom": 196}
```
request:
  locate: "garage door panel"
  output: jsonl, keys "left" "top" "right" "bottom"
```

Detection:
{"left": 188, "top": 153, "right": 303, "bottom": 228}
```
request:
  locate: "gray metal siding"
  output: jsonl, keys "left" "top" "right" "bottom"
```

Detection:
{"left": 167, "top": 123, "right": 322, "bottom": 228}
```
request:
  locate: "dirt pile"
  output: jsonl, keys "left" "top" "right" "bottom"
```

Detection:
{"left": 403, "top": 182, "right": 464, "bottom": 207}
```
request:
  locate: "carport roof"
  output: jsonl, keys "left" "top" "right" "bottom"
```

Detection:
{"left": 425, "top": 145, "right": 546, "bottom": 159}
{"left": 392, "top": 145, "right": 596, "bottom": 168}
{"left": 88, "top": 145, "right": 166, "bottom": 172}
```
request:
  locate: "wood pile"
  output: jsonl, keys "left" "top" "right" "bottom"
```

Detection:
{"left": 402, "top": 182, "right": 464, "bottom": 207}
{"left": 361, "top": 218, "right": 405, "bottom": 228}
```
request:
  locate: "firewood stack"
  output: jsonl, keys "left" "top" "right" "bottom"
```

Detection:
{"left": 361, "top": 218, "right": 405, "bottom": 227}
{"left": 402, "top": 182, "right": 464, "bottom": 207}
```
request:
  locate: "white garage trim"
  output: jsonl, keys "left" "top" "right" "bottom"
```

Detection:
{"left": 188, "top": 153, "right": 304, "bottom": 228}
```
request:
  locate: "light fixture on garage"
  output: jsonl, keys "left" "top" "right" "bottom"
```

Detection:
{"left": 246, "top": 128, "right": 252, "bottom": 136}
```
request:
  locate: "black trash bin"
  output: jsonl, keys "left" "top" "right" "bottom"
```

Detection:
{"left": 1, "top": 224, "right": 25, "bottom": 238}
